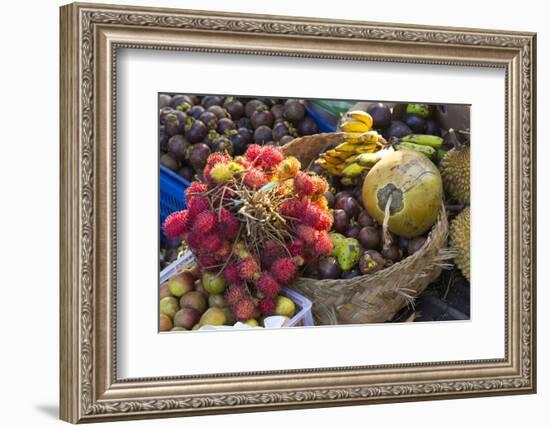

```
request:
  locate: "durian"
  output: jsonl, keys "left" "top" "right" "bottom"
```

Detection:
{"left": 449, "top": 207, "right": 470, "bottom": 281}
{"left": 440, "top": 145, "right": 470, "bottom": 204}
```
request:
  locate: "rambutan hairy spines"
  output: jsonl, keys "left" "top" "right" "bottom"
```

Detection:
{"left": 276, "top": 156, "right": 301, "bottom": 179}
{"left": 215, "top": 240, "right": 232, "bottom": 260}
{"left": 187, "top": 196, "right": 209, "bottom": 220}
{"left": 258, "top": 297, "right": 276, "bottom": 316}
{"left": 288, "top": 239, "right": 305, "bottom": 258}
{"left": 257, "top": 146, "right": 284, "bottom": 169}
{"left": 271, "top": 257, "right": 298, "bottom": 285}
{"left": 197, "top": 254, "right": 218, "bottom": 270}
{"left": 313, "top": 231, "right": 333, "bottom": 257}
{"left": 225, "top": 285, "right": 247, "bottom": 306}
{"left": 218, "top": 208, "right": 240, "bottom": 240}
{"left": 193, "top": 211, "right": 217, "bottom": 234}
{"left": 206, "top": 152, "right": 231, "bottom": 168}
{"left": 162, "top": 210, "right": 190, "bottom": 239}
{"left": 233, "top": 298, "right": 256, "bottom": 321}
{"left": 280, "top": 199, "right": 302, "bottom": 220}
{"left": 296, "top": 224, "right": 319, "bottom": 246}
{"left": 244, "top": 144, "right": 262, "bottom": 162}
{"left": 261, "top": 240, "right": 286, "bottom": 270}
{"left": 256, "top": 272, "right": 280, "bottom": 298}
{"left": 237, "top": 257, "right": 260, "bottom": 281}
{"left": 293, "top": 172, "right": 316, "bottom": 197}
{"left": 242, "top": 168, "right": 268, "bottom": 190}
{"left": 186, "top": 231, "right": 202, "bottom": 250}
{"left": 185, "top": 181, "right": 207, "bottom": 202}
{"left": 201, "top": 232, "right": 223, "bottom": 253}
{"left": 222, "top": 264, "right": 241, "bottom": 286}
{"left": 311, "top": 176, "right": 329, "bottom": 195}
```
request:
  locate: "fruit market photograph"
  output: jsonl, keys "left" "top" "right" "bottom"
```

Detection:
{"left": 159, "top": 95, "right": 470, "bottom": 331}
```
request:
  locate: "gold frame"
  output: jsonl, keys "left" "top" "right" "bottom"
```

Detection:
{"left": 59, "top": 2, "right": 537, "bottom": 423}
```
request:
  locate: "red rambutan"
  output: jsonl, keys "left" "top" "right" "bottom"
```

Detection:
{"left": 218, "top": 208, "right": 240, "bottom": 240}
{"left": 311, "top": 176, "right": 329, "bottom": 195}
{"left": 257, "top": 146, "right": 284, "bottom": 169}
{"left": 313, "top": 231, "right": 333, "bottom": 257}
{"left": 187, "top": 196, "right": 209, "bottom": 219}
{"left": 256, "top": 272, "right": 280, "bottom": 298}
{"left": 185, "top": 181, "right": 207, "bottom": 202}
{"left": 260, "top": 240, "right": 286, "bottom": 270}
{"left": 244, "top": 144, "right": 262, "bottom": 163}
{"left": 201, "top": 233, "right": 223, "bottom": 253}
{"left": 197, "top": 254, "right": 218, "bottom": 270}
{"left": 215, "top": 239, "right": 232, "bottom": 260}
{"left": 223, "top": 264, "right": 241, "bottom": 286}
{"left": 193, "top": 211, "right": 217, "bottom": 234}
{"left": 237, "top": 256, "right": 260, "bottom": 281}
{"left": 162, "top": 210, "right": 190, "bottom": 239}
{"left": 293, "top": 172, "right": 316, "bottom": 197}
{"left": 303, "top": 205, "right": 333, "bottom": 231}
{"left": 242, "top": 168, "right": 268, "bottom": 190}
{"left": 186, "top": 230, "right": 202, "bottom": 250}
{"left": 280, "top": 198, "right": 304, "bottom": 220}
{"left": 233, "top": 298, "right": 256, "bottom": 321}
{"left": 296, "top": 224, "right": 319, "bottom": 245}
{"left": 225, "top": 285, "right": 247, "bottom": 306}
{"left": 271, "top": 257, "right": 298, "bottom": 285}
{"left": 258, "top": 297, "right": 276, "bottom": 316}
{"left": 206, "top": 152, "right": 231, "bottom": 168}
{"left": 287, "top": 239, "right": 305, "bottom": 258}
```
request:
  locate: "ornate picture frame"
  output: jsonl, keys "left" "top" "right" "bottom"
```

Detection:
{"left": 60, "top": 2, "right": 536, "bottom": 423}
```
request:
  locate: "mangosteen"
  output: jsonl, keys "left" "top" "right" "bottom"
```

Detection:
{"left": 160, "top": 153, "right": 179, "bottom": 171}
{"left": 245, "top": 99, "right": 267, "bottom": 118}
{"left": 223, "top": 97, "right": 244, "bottom": 120}
{"left": 159, "top": 106, "right": 174, "bottom": 124}
{"left": 318, "top": 257, "right": 342, "bottom": 279}
{"left": 272, "top": 120, "right": 291, "bottom": 141}
{"left": 217, "top": 117, "right": 236, "bottom": 134}
{"left": 237, "top": 127, "right": 253, "bottom": 145}
{"left": 203, "top": 130, "right": 220, "bottom": 150}
{"left": 407, "top": 236, "right": 427, "bottom": 255}
{"left": 271, "top": 103, "right": 285, "bottom": 120}
{"left": 425, "top": 119, "right": 441, "bottom": 136}
{"left": 279, "top": 135, "right": 294, "bottom": 145}
{"left": 366, "top": 102, "right": 392, "bottom": 129}
{"left": 198, "top": 111, "right": 218, "bottom": 130}
{"left": 402, "top": 113, "right": 427, "bottom": 133}
{"left": 164, "top": 110, "right": 187, "bottom": 136}
{"left": 159, "top": 94, "right": 172, "bottom": 108}
{"left": 159, "top": 126, "right": 169, "bottom": 151}
{"left": 212, "top": 135, "right": 234, "bottom": 155}
{"left": 178, "top": 166, "right": 195, "bottom": 182}
{"left": 383, "top": 120, "right": 413, "bottom": 140}
{"left": 332, "top": 209, "right": 349, "bottom": 234}
{"left": 189, "top": 143, "right": 211, "bottom": 171}
{"left": 346, "top": 225, "right": 361, "bottom": 239}
{"left": 184, "top": 118, "right": 208, "bottom": 143}
{"left": 207, "top": 105, "right": 228, "bottom": 120}
{"left": 296, "top": 116, "right": 318, "bottom": 136}
{"left": 336, "top": 196, "right": 360, "bottom": 219}
{"left": 201, "top": 95, "right": 223, "bottom": 108}
{"left": 167, "top": 135, "right": 190, "bottom": 161}
{"left": 229, "top": 128, "right": 253, "bottom": 155}
{"left": 251, "top": 109, "right": 274, "bottom": 129}
{"left": 398, "top": 237, "right": 410, "bottom": 255}
{"left": 324, "top": 191, "right": 335, "bottom": 208}
{"left": 358, "top": 226, "right": 380, "bottom": 250}
{"left": 189, "top": 105, "right": 205, "bottom": 120}
{"left": 341, "top": 267, "right": 361, "bottom": 279}
{"left": 237, "top": 116, "right": 253, "bottom": 130}
{"left": 170, "top": 94, "right": 194, "bottom": 110}
{"left": 381, "top": 245, "right": 403, "bottom": 263}
{"left": 283, "top": 99, "right": 305, "bottom": 123}
{"left": 358, "top": 210, "right": 376, "bottom": 227}
{"left": 359, "top": 250, "right": 385, "bottom": 274}
{"left": 253, "top": 125, "right": 273, "bottom": 144}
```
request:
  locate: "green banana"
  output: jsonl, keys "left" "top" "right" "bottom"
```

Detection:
{"left": 340, "top": 176, "right": 360, "bottom": 186}
{"left": 356, "top": 152, "right": 382, "bottom": 166}
{"left": 400, "top": 134, "right": 443, "bottom": 149}
{"left": 342, "top": 163, "right": 368, "bottom": 177}
{"left": 396, "top": 141, "right": 436, "bottom": 158}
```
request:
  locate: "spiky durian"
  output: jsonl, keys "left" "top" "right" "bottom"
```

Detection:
{"left": 449, "top": 207, "right": 470, "bottom": 281}
{"left": 440, "top": 146, "right": 470, "bottom": 205}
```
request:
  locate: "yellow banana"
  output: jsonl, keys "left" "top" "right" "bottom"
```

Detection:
{"left": 334, "top": 143, "right": 361, "bottom": 153}
{"left": 322, "top": 155, "right": 343, "bottom": 165}
{"left": 400, "top": 134, "right": 443, "bottom": 149}
{"left": 355, "top": 145, "right": 378, "bottom": 154}
{"left": 339, "top": 119, "right": 371, "bottom": 133}
{"left": 345, "top": 110, "right": 374, "bottom": 129}
{"left": 344, "top": 154, "right": 361, "bottom": 164}
{"left": 325, "top": 149, "right": 352, "bottom": 160}
{"left": 342, "top": 163, "right": 368, "bottom": 177}
{"left": 356, "top": 152, "right": 382, "bottom": 166}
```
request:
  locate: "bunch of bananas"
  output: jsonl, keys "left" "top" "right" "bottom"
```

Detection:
{"left": 394, "top": 134, "right": 444, "bottom": 158}
{"left": 315, "top": 111, "right": 387, "bottom": 185}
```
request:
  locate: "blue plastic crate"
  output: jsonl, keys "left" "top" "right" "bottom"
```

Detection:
{"left": 160, "top": 165, "right": 190, "bottom": 240}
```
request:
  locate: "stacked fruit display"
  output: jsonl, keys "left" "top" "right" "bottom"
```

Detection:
{"left": 159, "top": 94, "right": 319, "bottom": 181}
{"left": 160, "top": 144, "right": 331, "bottom": 329}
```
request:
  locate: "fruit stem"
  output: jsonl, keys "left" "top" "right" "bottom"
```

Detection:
{"left": 448, "top": 128, "right": 463, "bottom": 150}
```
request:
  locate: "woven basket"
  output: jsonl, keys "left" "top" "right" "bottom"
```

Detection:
{"left": 281, "top": 132, "right": 451, "bottom": 325}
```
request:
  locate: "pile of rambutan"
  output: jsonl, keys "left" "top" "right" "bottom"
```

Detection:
{"left": 162, "top": 144, "right": 332, "bottom": 323}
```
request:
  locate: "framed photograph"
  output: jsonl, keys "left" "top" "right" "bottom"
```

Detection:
{"left": 60, "top": 2, "right": 537, "bottom": 423}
